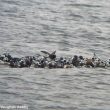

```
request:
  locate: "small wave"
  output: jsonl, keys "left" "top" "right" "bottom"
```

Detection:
{"left": 44, "top": 105, "right": 77, "bottom": 110}
{"left": 0, "top": 90, "right": 20, "bottom": 96}
{"left": 1, "top": 0, "right": 20, "bottom": 5}
{"left": 96, "top": 82, "right": 110, "bottom": 86}
{"left": 35, "top": 82, "right": 50, "bottom": 86}
{"left": 2, "top": 76, "right": 29, "bottom": 84}
{"left": 96, "top": 37, "right": 109, "bottom": 41}
{"left": 65, "top": 3, "right": 102, "bottom": 8}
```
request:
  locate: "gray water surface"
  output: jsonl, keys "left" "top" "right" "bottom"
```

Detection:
{"left": 0, "top": 0, "right": 110, "bottom": 110}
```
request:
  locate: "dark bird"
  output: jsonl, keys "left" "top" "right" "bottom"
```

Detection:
{"left": 41, "top": 50, "right": 56, "bottom": 60}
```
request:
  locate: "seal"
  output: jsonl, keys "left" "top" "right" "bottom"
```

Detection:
{"left": 3, "top": 53, "right": 12, "bottom": 62}
{"left": 72, "top": 55, "right": 79, "bottom": 67}
{"left": 85, "top": 58, "right": 94, "bottom": 67}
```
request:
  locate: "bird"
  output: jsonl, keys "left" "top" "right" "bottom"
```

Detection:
{"left": 41, "top": 50, "right": 56, "bottom": 60}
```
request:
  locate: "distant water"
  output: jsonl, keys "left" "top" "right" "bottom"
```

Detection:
{"left": 0, "top": 0, "right": 110, "bottom": 110}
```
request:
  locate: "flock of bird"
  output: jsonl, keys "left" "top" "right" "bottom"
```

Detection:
{"left": 0, "top": 51, "right": 110, "bottom": 69}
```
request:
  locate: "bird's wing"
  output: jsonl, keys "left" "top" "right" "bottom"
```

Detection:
{"left": 41, "top": 51, "right": 50, "bottom": 55}
{"left": 51, "top": 50, "right": 56, "bottom": 55}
